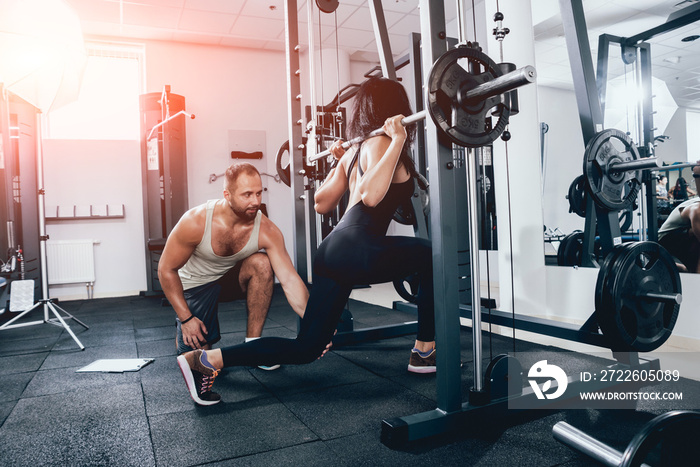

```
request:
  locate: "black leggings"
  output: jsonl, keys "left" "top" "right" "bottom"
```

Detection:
{"left": 220, "top": 230, "right": 434, "bottom": 368}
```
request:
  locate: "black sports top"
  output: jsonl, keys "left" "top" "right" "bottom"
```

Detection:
{"left": 340, "top": 147, "right": 413, "bottom": 236}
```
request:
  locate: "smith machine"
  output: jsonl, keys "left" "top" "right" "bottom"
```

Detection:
{"left": 281, "top": 0, "right": 687, "bottom": 447}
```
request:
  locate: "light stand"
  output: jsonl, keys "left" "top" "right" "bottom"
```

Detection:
{"left": 0, "top": 111, "right": 88, "bottom": 350}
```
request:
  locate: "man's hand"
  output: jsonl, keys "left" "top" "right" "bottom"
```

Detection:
{"left": 181, "top": 317, "right": 208, "bottom": 349}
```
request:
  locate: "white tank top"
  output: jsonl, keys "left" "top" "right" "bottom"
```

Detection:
{"left": 178, "top": 199, "right": 262, "bottom": 290}
{"left": 658, "top": 197, "right": 699, "bottom": 239}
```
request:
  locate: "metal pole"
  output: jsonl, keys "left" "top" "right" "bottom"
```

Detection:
{"left": 35, "top": 112, "right": 50, "bottom": 322}
{"left": 467, "top": 147, "right": 483, "bottom": 392}
{"left": 368, "top": 0, "right": 397, "bottom": 80}
{"left": 553, "top": 422, "right": 624, "bottom": 467}
{"left": 460, "top": 66, "right": 536, "bottom": 102}
{"left": 609, "top": 158, "right": 660, "bottom": 173}
{"left": 283, "top": 0, "right": 309, "bottom": 281}
{"left": 656, "top": 162, "right": 699, "bottom": 171}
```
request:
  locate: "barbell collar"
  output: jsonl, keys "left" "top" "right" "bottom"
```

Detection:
{"left": 609, "top": 157, "right": 660, "bottom": 174}
{"left": 639, "top": 292, "right": 682, "bottom": 305}
{"left": 460, "top": 65, "right": 537, "bottom": 104}
{"left": 309, "top": 65, "right": 534, "bottom": 164}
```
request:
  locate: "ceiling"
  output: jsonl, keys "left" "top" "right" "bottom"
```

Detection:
{"left": 62, "top": 0, "right": 700, "bottom": 109}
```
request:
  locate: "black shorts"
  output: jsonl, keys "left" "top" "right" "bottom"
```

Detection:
{"left": 176, "top": 262, "right": 247, "bottom": 354}
{"left": 659, "top": 228, "right": 698, "bottom": 272}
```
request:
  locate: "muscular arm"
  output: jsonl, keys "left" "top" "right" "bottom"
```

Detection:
{"left": 357, "top": 115, "right": 407, "bottom": 207}
{"left": 258, "top": 217, "right": 309, "bottom": 317}
{"left": 681, "top": 202, "right": 700, "bottom": 242}
{"left": 314, "top": 149, "right": 352, "bottom": 214}
{"left": 158, "top": 207, "right": 208, "bottom": 348}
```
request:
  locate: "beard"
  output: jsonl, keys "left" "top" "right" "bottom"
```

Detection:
{"left": 231, "top": 204, "right": 258, "bottom": 221}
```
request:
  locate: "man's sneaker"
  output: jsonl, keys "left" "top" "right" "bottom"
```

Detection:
{"left": 407, "top": 348, "right": 436, "bottom": 374}
{"left": 258, "top": 364, "right": 281, "bottom": 371}
{"left": 177, "top": 349, "right": 221, "bottom": 406}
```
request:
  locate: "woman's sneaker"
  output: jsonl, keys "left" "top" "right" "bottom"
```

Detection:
{"left": 407, "top": 348, "right": 436, "bottom": 374}
{"left": 177, "top": 349, "right": 221, "bottom": 405}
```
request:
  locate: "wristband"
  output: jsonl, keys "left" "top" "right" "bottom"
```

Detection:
{"left": 693, "top": 173, "right": 700, "bottom": 179}
{"left": 180, "top": 315, "right": 194, "bottom": 324}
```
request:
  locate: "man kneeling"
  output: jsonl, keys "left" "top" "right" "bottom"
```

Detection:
{"left": 158, "top": 162, "right": 308, "bottom": 402}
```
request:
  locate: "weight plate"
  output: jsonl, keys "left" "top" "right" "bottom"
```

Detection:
{"left": 427, "top": 45, "right": 510, "bottom": 148}
{"left": 621, "top": 410, "right": 700, "bottom": 467}
{"left": 557, "top": 231, "right": 584, "bottom": 266}
{"left": 567, "top": 175, "right": 587, "bottom": 218}
{"left": 393, "top": 173, "right": 429, "bottom": 226}
{"left": 583, "top": 129, "right": 641, "bottom": 211}
{"left": 393, "top": 272, "right": 420, "bottom": 303}
{"left": 619, "top": 208, "right": 633, "bottom": 233}
{"left": 595, "top": 241, "right": 681, "bottom": 352}
{"left": 275, "top": 140, "right": 291, "bottom": 187}
{"left": 275, "top": 138, "right": 309, "bottom": 188}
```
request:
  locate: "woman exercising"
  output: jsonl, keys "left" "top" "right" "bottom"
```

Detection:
{"left": 177, "top": 77, "right": 435, "bottom": 406}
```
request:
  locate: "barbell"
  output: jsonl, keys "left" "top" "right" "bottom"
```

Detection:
{"left": 553, "top": 410, "right": 700, "bottom": 467}
{"left": 305, "top": 46, "right": 536, "bottom": 164}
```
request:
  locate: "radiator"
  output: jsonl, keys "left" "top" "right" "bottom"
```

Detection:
{"left": 46, "top": 239, "right": 95, "bottom": 285}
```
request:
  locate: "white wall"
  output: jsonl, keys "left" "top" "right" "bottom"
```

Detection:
{"left": 539, "top": 85, "right": 587, "bottom": 237}
{"left": 40, "top": 39, "right": 382, "bottom": 299}
{"left": 43, "top": 139, "right": 146, "bottom": 298}
{"left": 655, "top": 109, "right": 687, "bottom": 164}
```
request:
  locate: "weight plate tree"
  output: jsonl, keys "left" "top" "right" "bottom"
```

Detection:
{"left": 595, "top": 242, "right": 681, "bottom": 352}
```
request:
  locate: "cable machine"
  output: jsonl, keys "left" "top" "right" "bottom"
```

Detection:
{"left": 139, "top": 86, "right": 193, "bottom": 296}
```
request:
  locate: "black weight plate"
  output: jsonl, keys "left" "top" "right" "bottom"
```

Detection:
{"left": 583, "top": 129, "right": 641, "bottom": 211}
{"left": 619, "top": 208, "right": 633, "bottom": 233}
{"left": 557, "top": 231, "right": 584, "bottom": 266}
{"left": 275, "top": 140, "right": 291, "bottom": 187}
{"left": 393, "top": 173, "right": 429, "bottom": 226}
{"left": 567, "top": 175, "right": 587, "bottom": 218}
{"left": 596, "top": 241, "right": 681, "bottom": 352}
{"left": 393, "top": 273, "right": 421, "bottom": 303}
{"left": 427, "top": 45, "right": 510, "bottom": 148}
{"left": 594, "top": 244, "right": 631, "bottom": 329}
{"left": 621, "top": 410, "right": 700, "bottom": 467}
{"left": 275, "top": 138, "right": 310, "bottom": 188}
{"left": 596, "top": 242, "right": 657, "bottom": 350}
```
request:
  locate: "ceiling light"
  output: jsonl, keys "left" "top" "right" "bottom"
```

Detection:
{"left": 663, "top": 56, "right": 682, "bottom": 64}
{"left": 681, "top": 35, "right": 700, "bottom": 42}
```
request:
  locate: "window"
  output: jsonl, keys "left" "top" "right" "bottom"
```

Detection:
{"left": 44, "top": 42, "right": 145, "bottom": 140}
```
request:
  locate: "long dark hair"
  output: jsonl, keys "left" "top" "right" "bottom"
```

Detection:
{"left": 347, "top": 77, "right": 417, "bottom": 177}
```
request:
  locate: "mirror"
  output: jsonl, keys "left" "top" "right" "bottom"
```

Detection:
{"left": 535, "top": 0, "right": 700, "bottom": 274}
